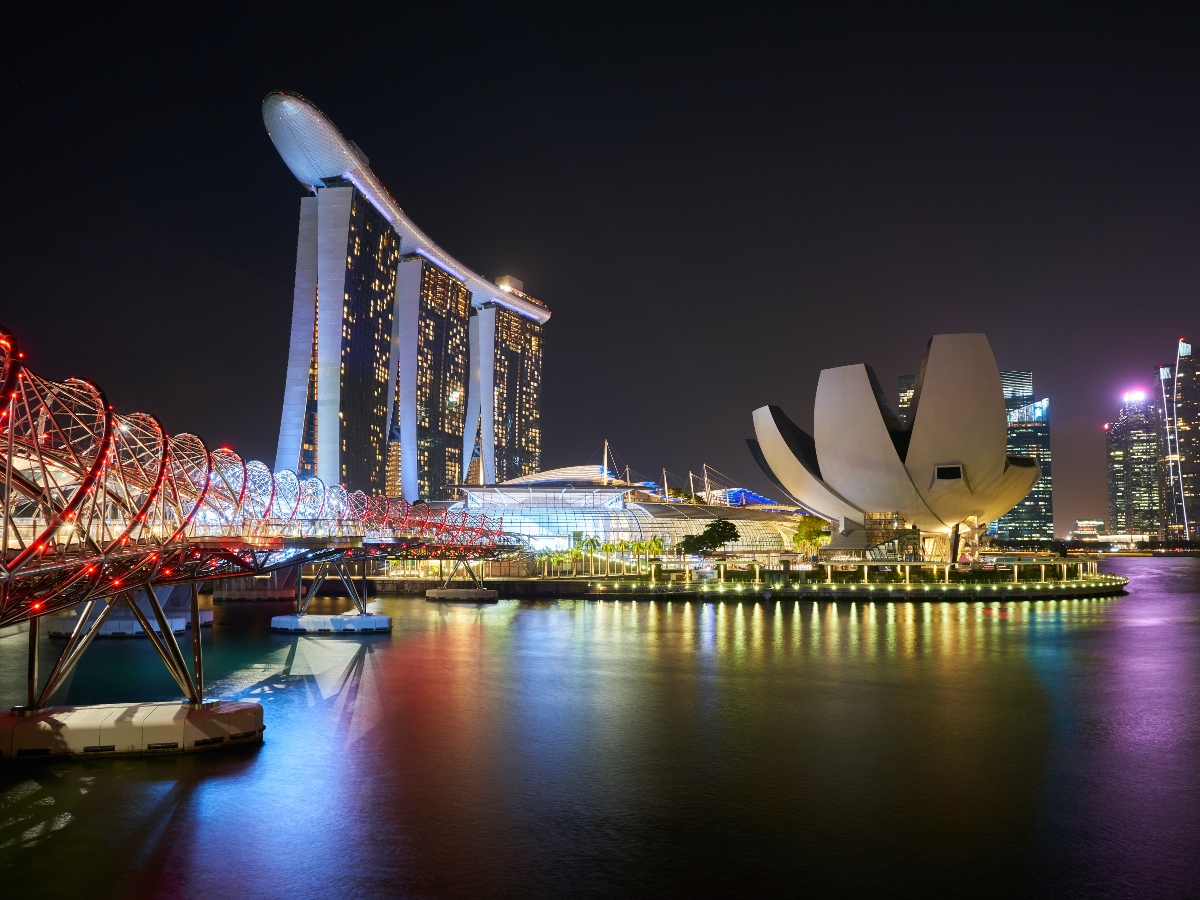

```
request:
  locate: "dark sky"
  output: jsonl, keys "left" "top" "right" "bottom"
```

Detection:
{"left": 3, "top": 6, "right": 1199, "bottom": 534}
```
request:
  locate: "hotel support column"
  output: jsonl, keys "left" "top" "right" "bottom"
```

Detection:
{"left": 1041, "top": 564, "right": 1046, "bottom": 582}
{"left": 1013, "top": 564, "right": 1019, "bottom": 583}
{"left": 27, "top": 613, "right": 38, "bottom": 710}
{"left": 462, "top": 306, "right": 497, "bottom": 484}
{"left": 905, "top": 565, "right": 910, "bottom": 584}
{"left": 392, "top": 259, "right": 424, "bottom": 502}
{"left": 862, "top": 564, "right": 869, "bottom": 583}
{"left": 275, "top": 196, "right": 318, "bottom": 472}
{"left": 314, "top": 186, "right": 355, "bottom": 488}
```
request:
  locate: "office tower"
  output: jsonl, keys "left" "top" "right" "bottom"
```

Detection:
{"left": 1105, "top": 391, "right": 1161, "bottom": 534}
{"left": 993, "top": 371, "right": 1053, "bottom": 540}
{"left": 276, "top": 183, "right": 399, "bottom": 493}
{"left": 897, "top": 374, "right": 917, "bottom": 427}
{"left": 462, "top": 276, "right": 546, "bottom": 485}
{"left": 1156, "top": 339, "right": 1199, "bottom": 540}
{"left": 264, "top": 92, "right": 550, "bottom": 501}
{"left": 1000, "top": 370, "right": 1034, "bottom": 409}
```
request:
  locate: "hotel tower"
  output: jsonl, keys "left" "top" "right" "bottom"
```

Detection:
{"left": 263, "top": 92, "right": 550, "bottom": 501}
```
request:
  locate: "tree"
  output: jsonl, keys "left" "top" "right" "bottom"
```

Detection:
{"left": 792, "top": 516, "right": 830, "bottom": 559}
{"left": 677, "top": 518, "right": 741, "bottom": 556}
{"left": 706, "top": 519, "right": 740, "bottom": 547}
{"left": 582, "top": 536, "right": 600, "bottom": 575}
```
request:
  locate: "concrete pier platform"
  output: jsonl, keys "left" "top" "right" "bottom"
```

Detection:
{"left": 0, "top": 700, "right": 264, "bottom": 759}
{"left": 270, "top": 613, "right": 392, "bottom": 633}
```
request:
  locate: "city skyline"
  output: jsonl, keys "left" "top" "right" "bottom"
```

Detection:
{"left": 5, "top": 10, "right": 1200, "bottom": 534}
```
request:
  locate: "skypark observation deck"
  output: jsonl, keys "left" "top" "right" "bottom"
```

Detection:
{"left": 263, "top": 91, "right": 549, "bottom": 328}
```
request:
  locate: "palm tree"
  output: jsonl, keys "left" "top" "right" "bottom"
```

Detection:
{"left": 601, "top": 540, "right": 615, "bottom": 576}
{"left": 582, "top": 536, "right": 600, "bottom": 575}
{"left": 648, "top": 535, "right": 665, "bottom": 579}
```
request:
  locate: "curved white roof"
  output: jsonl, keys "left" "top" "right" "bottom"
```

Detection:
{"left": 751, "top": 333, "right": 1040, "bottom": 532}
{"left": 262, "top": 92, "right": 550, "bottom": 325}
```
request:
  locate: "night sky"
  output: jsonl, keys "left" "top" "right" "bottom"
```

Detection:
{"left": 4, "top": 7, "right": 1199, "bottom": 534}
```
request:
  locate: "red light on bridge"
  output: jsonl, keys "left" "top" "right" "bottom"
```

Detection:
{"left": 31, "top": 602, "right": 42, "bottom": 611}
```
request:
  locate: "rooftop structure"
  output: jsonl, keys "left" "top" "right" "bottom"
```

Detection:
{"left": 453, "top": 466, "right": 807, "bottom": 553}
{"left": 263, "top": 93, "right": 549, "bottom": 326}
{"left": 1000, "top": 370, "right": 1035, "bottom": 409}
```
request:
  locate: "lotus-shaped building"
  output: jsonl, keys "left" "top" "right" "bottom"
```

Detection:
{"left": 748, "top": 333, "right": 1040, "bottom": 551}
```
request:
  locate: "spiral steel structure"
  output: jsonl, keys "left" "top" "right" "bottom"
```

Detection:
{"left": 0, "top": 325, "right": 517, "bottom": 627}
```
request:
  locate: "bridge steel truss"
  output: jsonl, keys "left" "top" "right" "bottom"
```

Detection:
{"left": 0, "top": 324, "right": 525, "bottom": 711}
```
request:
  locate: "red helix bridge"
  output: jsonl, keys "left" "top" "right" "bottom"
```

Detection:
{"left": 0, "top": 324, "right": 523, "bottom": 632}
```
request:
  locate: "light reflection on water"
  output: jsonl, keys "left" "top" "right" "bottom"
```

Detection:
{"left": 0, "top": 558, "right": 1198, "bottom": 897}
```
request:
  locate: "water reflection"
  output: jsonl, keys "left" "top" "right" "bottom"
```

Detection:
{"left": 0, "top": 560, "right": 1198, "bottom": 897}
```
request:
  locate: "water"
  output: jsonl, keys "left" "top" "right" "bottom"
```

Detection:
{"left": 0, "top": 557, "right": 1197, "bottom": 898}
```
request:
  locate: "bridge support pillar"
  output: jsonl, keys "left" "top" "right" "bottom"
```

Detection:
{"left": 26, "top": 612, "right": 38, "bottom": 711}
{"left": 299, "top": 561, "right": 331, "bottom": 614}
{"left": 124, "top": 591, "right": 198, "bottom": 704}
{"left": 333, "top": 560, "right": 367, "bottom": 615}
{"left": 190, "top": 583, "right": 204, "bottom": 707}
{"left": 35, "top": 598, "right": 116, "bottom": 709}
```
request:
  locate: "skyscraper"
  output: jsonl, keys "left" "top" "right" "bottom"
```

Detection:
{"left": 897, "top": 374, "right": 917, "bottom": 427}
{"left": 993, "top": 371, "right": 1054, "bottom": 540}
{"left": 278, "top": 183, "right": 399, "bottom": 493}
{"left": 462, "top": 276, "right": 546, "bottom": 485}
{"left": 264, "top": 92, "right": 550, "bottom": 501}
{"left": 1105, "top": 391, "right": 1160, "bottom": 534}
{"left": 1156, "top": 339, "right": 1199, "bottom": 540}
{"left": 388, "top": 257, "right": 471, "bottom": 501}
{"left": 1000, "top": 370, "right": 1034, "bottom": 405}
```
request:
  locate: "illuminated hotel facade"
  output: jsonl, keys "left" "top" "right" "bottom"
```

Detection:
{"left": 264, "top": 92, "right": 549, "bottom": 500}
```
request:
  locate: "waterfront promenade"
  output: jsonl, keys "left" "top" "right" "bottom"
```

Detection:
{"left": 374, "top": 572, "right": 1128, "bottom": 601}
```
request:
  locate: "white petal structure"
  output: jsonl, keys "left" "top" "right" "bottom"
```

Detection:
{"left": 749, "top": 333, "right": 1040, "bottom": 536}
{"left": 814, "top": 364, "right": 935, "bottom": 529}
